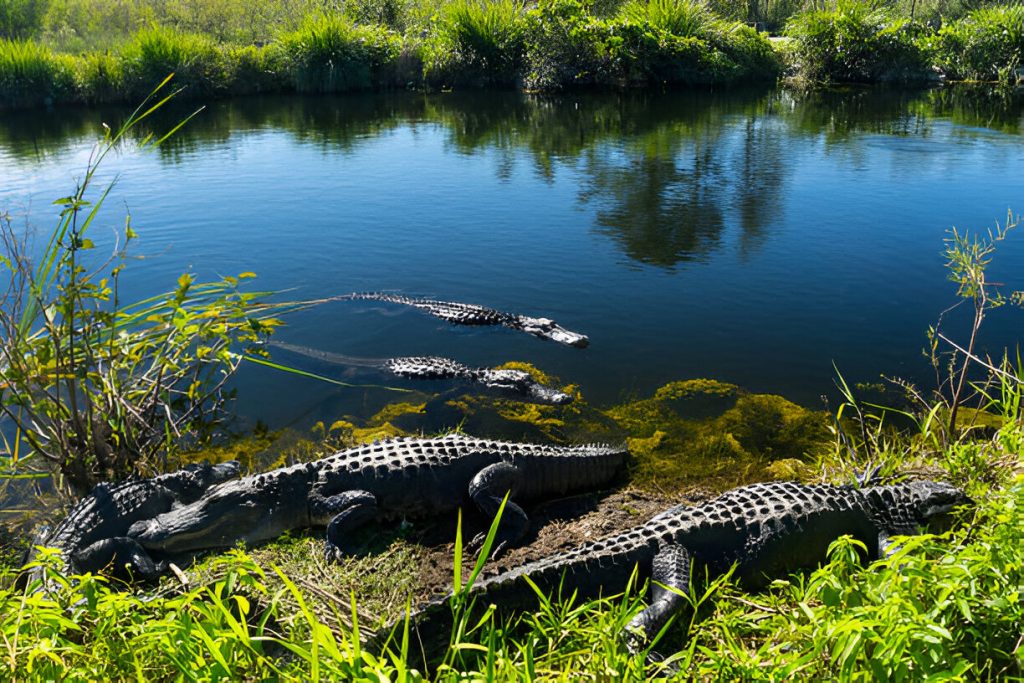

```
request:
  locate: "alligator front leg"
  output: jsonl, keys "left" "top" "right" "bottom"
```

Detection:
{"left": 310, "top": 490, "right": 378, "bottom": 563}
{"left": 624, "top": 543, "right": 693, "bottom": 653}
{"left": 467, "top": 462, "right": 528, "bottom": 559}
{"left": 72, "top": 537, "right": 167, "bottom": 581}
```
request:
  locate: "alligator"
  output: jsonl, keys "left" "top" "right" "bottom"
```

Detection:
{"left": 343, "top": 293, "right": 590, "bottom": 348}
{"left": 268, "top": 340, "right": 574, "bottom": 405}
{"left": 393, "top": 479, "right": 970, "bottom": 656}
{"left": 24, "top": 461, "right": 240, "bottom": 583}
{"left": 129, "top": 434, "right": 628, "bottom": 567}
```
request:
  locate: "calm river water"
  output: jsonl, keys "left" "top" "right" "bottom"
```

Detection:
{"left": 2, "top": 86, "right": 1022, "bottom": 429}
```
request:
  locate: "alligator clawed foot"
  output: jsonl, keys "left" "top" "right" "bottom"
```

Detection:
{"left": 323, "top": 542, "right": 346, "bottom": 565}
{"left": 466, "top": 533, "right": 509, "bottom": 561}
{"left": 622, "top": 631, "right": 678, "bottom": 678}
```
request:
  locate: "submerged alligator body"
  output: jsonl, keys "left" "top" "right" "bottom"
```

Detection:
{"left": 401, "top": 479, "right": 969, "bottom": 651}
{"left": 345, "top": 293, "right": 590, "bottom": 348}
{"left": 268, "top": 341, "right": 573, "bottom": 405}
{"left": 26, "top": 461, "right": 239, "bottom": 582}
{"left": 130, "top": 434, "right": 628, "bottom": 568}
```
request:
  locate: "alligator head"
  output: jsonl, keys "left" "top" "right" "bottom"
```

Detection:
{"left": 478, "top": 368, "right": 574, "bottom": 405}
{"left": 905, "top": 480, "right": 972, "bottom": 523}
{"left": 128, "top": 476, "right": 299, "bottom": 554}
{"left": 516, "top": 316, "right": 590, "bottom": 348}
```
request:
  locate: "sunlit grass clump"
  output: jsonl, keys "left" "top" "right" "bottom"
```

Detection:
{"left": 784, "top": 0, "right": 932, "bottom": 83}
{"left": 423, "top": 0, "right": 527, "bottom": 87}
{"left": 277, "top": 15, "right": 402, "bottom": 92}
{"left": 0, "top": 39, "right": 74, "bottom": 107}
{"left": 119, "top": 27, "right": 226, "bottom": 98}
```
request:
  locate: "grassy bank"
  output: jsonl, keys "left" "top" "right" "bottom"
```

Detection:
{"left": 2, "top": 0, "right": 1022, "bottom": 108}
{"left": 3, "top": 392, "right": 1021, "bottom": 679}
{"left": 0, "top": 1, "right": 783, "bottom": 109}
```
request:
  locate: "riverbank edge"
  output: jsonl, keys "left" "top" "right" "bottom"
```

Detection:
{"left": 3, "top": 4, "right": 1023, "bottom": 113}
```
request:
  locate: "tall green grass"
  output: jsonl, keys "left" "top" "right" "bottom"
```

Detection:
{"left": 619, "top": 0, "right": 717, "bottom": 38}
{"left": 423, "top": 0, "right": 527, "bottom": 87}
{"left": 119, "top": 27, "right": 226, "bottom": 99}
{"left": 278, "top": 15, "right": 402, "bottom": 93}
{"left": 0, "top": 38, "right": 73, "bottom": 107}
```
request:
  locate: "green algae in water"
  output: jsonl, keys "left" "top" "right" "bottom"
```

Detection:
{"left": 606, "top": 379, "right": 830, "bottom": 490}
{"left": 181, "top": 376, "right": 831, "bottom": 493}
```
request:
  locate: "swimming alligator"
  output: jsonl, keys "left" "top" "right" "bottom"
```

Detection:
{"left": 129, "top": 434, "right": 628, "bottom": 567}
{"left": 268, "top": 340, "right": 574, "bottom": 405}
{"left": 24, "top": 461, "right": 239, "bottom": 583}
{"left": 393, "top": 479, "right": 969, "bottom": 655}
{"left": 344, "top": 293, "right": 590, "bottom": 348}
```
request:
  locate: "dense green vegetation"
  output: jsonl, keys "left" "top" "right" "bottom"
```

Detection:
{"left": 2, "top": 0, "right": 1023, "bottom": 108}
{"left": 784, "top": 0, "right": 1024, "bottom": 83}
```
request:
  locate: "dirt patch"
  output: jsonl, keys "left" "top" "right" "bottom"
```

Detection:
{"left": 407, "top": 484, "right": 715, "bottom": 604}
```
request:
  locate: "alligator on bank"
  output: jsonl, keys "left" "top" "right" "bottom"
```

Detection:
{"left": 268, "top": 340, "right": 574, "bottom": 405}
{"left": 343, "top": 293, "right": 590, "bottom": 348}
{"left": 129, "top": 434, "right": 628, "bottom": 569}
{"left": 24, "top": 461, "right": 240, "bottom": 583}
{"left": 395, "top": 479, "right": 969, "bottom": 655}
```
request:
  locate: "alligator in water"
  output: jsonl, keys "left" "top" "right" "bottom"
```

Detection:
{"left": 25, "top": 461, "right": 239, "bottom": 583}
{"left": 268, "top": 340, "right": 573, "bottom": 405}
{"left": 395, "top": 479, "right": 970, "bottom": 655}
{"left": 129, "top": 434, "right": 628, "bottom": 569}
{"left": 343, "top": 293, "right": 590, "bottom": 348}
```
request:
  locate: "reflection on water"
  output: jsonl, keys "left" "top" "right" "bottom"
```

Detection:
{"left": 1, "top": 85, "right": 1022, "bottom": 428}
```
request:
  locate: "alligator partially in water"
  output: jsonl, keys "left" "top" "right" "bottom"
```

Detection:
{"left": 130, "top": 434, "right": 628, "bottom": 567}
{"left": 344, "top": 293, "right": 590, "bottom": 348}
{"left": 25, "top": 461, "right": 239, "bottom": 583}
{"left": 395, "top": 479, "right": 969, "bottom": 654}
{"left": 268, "top": 341, "right": 574, "bottom": 405}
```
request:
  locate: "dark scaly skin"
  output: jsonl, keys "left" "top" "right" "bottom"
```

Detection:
{"left": 267, "top": 341, "right": 573, "bottom": 405}
{"left": 345, "top": 293, "right": 590, "bottom": 348}
{"left": 384, "top": 357, "right": 573, "bottom": 405}
{"left": 400, "top": 479, "right": 970, "bottom": 652}
{"left": 26, "top": 461, "right": 239, "bottom": 582}
{"left": 130, "top": 434, "right": 628, "bottom": 566}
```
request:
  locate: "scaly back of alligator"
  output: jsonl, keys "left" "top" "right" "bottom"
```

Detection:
{"left": 344, "top": 292, "right": 590, "bottom": 348}
{"left": 312, "top": 433, "right": 626, "bottom": 508}
{"left": 130, "top": 434, "right": 629, "bottom": 565}
{"left": 400, "top": 479, "right": 968, "bottom": 652}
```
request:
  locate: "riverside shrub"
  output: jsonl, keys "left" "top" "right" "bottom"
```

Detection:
{"left": 785, "top": 0, "right": 932, "bottom": 83}
{"left": 522, "top": 0, "right": 778, "bottom": 90}
{"left": 930, "top": 5, "right": 1024, "bottom": 81}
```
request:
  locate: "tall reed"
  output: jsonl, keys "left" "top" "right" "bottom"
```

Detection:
{"left": 119, "top": 27, "right": 226, "bottom": 99}
{"left": 0, "top": 39, "right": 74, "bottom": 107}
{"left": 277, "top": 15, "right": 401, "bottom": 93}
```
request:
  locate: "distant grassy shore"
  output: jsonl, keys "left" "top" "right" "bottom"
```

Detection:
{"left": 2, "top": 0, "right": 1023, "bottom": 109}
